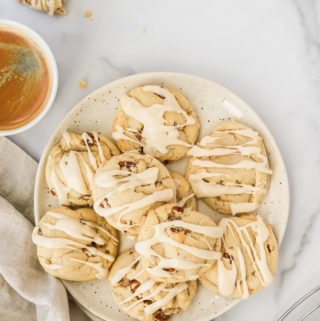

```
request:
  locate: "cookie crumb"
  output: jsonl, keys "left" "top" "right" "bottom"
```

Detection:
{"left": 78, "top": 80, "right": 87, "bottom": 88}
{"left": 84, "top": 9, "right": 92, "bottom": 17}
{"left": 140, "top": 28, "right": 146, "bottom": 35}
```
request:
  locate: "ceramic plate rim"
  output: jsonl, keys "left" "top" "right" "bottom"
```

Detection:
{"left": 34, "top": 71, "right": 290, "bottom": 321}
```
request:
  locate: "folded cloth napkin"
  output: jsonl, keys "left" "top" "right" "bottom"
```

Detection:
{"left": 0, "top": 137, "right": 71, "bottom": 321}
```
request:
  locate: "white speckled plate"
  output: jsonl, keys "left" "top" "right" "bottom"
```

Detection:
{"left": 34, "top": 72, "right": 289, "bottom": 321}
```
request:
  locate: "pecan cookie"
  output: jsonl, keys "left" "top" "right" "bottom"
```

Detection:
{"left": 112, "top": 85, "right": 199, "bottom": 162}
{"left": 200, "top": 214, "right": 278, "bottom": 299}
{"left": 186, "top": 120, "right": 272, "bottom": 215}
{"left": 109, "top": 249, "right": 197, "bottom": 321}
{"left": 92, "top": 152, "right": 176, "bottom": 236}
{"left": 46, "top": 131, "right": 119, "bottom": 206}
{"left": 32, "top": 206, "right": 119, "bottom": 281}
{"left": 135, "top": 203, "right": 223, "bottom": 283}
{"left": 18, "top": 0, "right": 66, "bottom": 15}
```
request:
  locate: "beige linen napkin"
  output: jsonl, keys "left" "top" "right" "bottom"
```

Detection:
{"left": 0, "top": 137, "right": 70, "bottom": 321}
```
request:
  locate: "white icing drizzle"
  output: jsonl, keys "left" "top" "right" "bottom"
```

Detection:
{"left": 110, "top": 256, "right": 140, "bottom": 285}
{"left": 50, "top": 132, "right": 107, "bottom": 203}
{"left": 59, "top": 151, "right": 89, "bottom": 195}
{"left": 144, "top": 283, "right": 187, "bottom": 315}
{"left": 95, "top": 167, "right": 159, "bottom": 191}
{"left": 62, "top": 132, "right": 71, "bottom": 148}
{"left": 112, "top": 253, "right": 188, "bottom": 315}
{"left": 93, "top": 166, "right": 174, "bottom": 228}
{"left": 113, "top": 125, "right": 144, "bottom": 146}
{"left": 187, "top": 127, "right": 272, "bottom": 214}
{"left": 176, "top": 193, "right": 195, "bottom": 208}
{"left": 130, "top": 269, "right": 144, "bottom": 281}
{"left": 43, "top": 211, "right": 118, "bottom": 244}
{"left": 79, "top": 154, "right": 94, "bottom": 185}
{"left": 81, "top": 133, "right": 98, "bottom": 170}
{"left": 120, "top": 279, "right": 156, "bottom": 307}
{"left": 69, "top": 258, "right": 107, "bottom": 279}
{"left": 51, "top": 151, "right": 89, "bottom": 204}
{"left": 217, "top": 216, "right": 273, "bottom": 299}
{"left": 135, "top": 220, "right": 222, "bottom": 278}
{"left": 217, "top": 259, "right": 237, "bottom": 297}
{"left": 112, "top": 85, "right": 195, "bottom": 157}
{"left": 92, "top": 132, "right": 106, "bottom": 163}
{"left": 119, "top": 278, "right": 187, "bottom": 315}
{"left": 32, "top": 227, "right": 115, "bottom": 262}
{"left": 29, "top": 0, "right": 57, "bottom": 15}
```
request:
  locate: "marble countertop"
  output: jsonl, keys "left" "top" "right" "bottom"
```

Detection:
{"left": 2, "top": 0, "right": 320, "bottom": 320}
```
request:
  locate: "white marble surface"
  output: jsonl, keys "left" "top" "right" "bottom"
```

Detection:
{"left": 1, "top": 0, "right": 320, "bottom": 320}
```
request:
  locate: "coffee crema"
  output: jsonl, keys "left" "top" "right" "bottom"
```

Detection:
{"left": 0, "top": 27, "right": 52, "bottom": 130}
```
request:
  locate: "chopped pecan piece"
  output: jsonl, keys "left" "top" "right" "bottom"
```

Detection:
{"left": 91, "top": 241, "right": 97, "bottom": 247}
{"left": 135, "top": 133, "right": 142, "bottom": 140}
{"left": 129, "top": 279, "right": 140, "bottom": 293}
{"left": 172, "top": 206, "right": 184, "bottom": 213}
{"left": 223, "top": 252, "right": 234, "bottom": 264}
{"left": 138, "top": 146, "right": 144, "bottom": 153}
{"left": 38, "top": 228, "right": 43, "bottom": 235}
{"left": 100, "top": 197, "right": 110, "bottom": 208}
{"left": 119, "top": 161, "right": 136, "bottom": 169}
{"left": 132, "top": 260, "right": 139, "bottom": 270}
{"left": 163, "top": 267, "right": 175, "bottom": 272}
{"left": 153, "top": 309, "right": 169, "bottom": 321}
{"left": 267, "top": 244, "right": 272, "bottom": 253}
{"left": 143, "top": 299, "right": 153, "bottom": 305}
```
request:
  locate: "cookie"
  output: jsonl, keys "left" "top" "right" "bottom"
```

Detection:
{"left": 18, "top": 0, "right": 66, "bottom": 15}
{"left": 169, "top": 170, "right": 197, "bottom": 210}
{"left": 109, "top": 249, "right": 197, "bottom": 321}
{"left": 92, "top": 152, "right": 176, "bottom": 236}
{"left": 135, "top": 203, "right": 223, "bottom": 283}
{"left": 186, "top": 120, "right": 272, "bottom": 215}
{"left": 32, "top": 206, "right": 119, "bottom": 281}
{"left": 46, "top": 131, "right": 120, "bottom": 206}
{"left": 199, "top": 214, "right": 278, "bottom": 299}
{"left": 112, "top": 85, "right": 199, "bottom": 162}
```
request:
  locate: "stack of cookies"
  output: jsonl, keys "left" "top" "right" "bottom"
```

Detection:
{"left": 33, "top": 85, "right": 279, "bottom": 321}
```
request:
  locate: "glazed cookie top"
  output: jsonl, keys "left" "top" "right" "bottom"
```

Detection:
{"left": 169, "top": 170, "right": 197, "bottom": 211}
{"left": 32, "top": 206, "right": 119, "bottom": 281}
{"left": 135, "top": 204, "right": 223, "bottom": 283}
{"left": 112, "top": 85, "right": 199, "bottom": 162}
{"left": 92, "top": 152, "right": 176, "bottom": 236}
{"left": 46, "top": 131, "right": 120, "bottom": 206}
{"left": 186, "top": 120, "right": 272, "bottom": 215}
{"left": 109, "top": 249, "right": 197, "bottom": 321}
{"left": 200, "top": 214, "right": 278, "bottom": 299}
